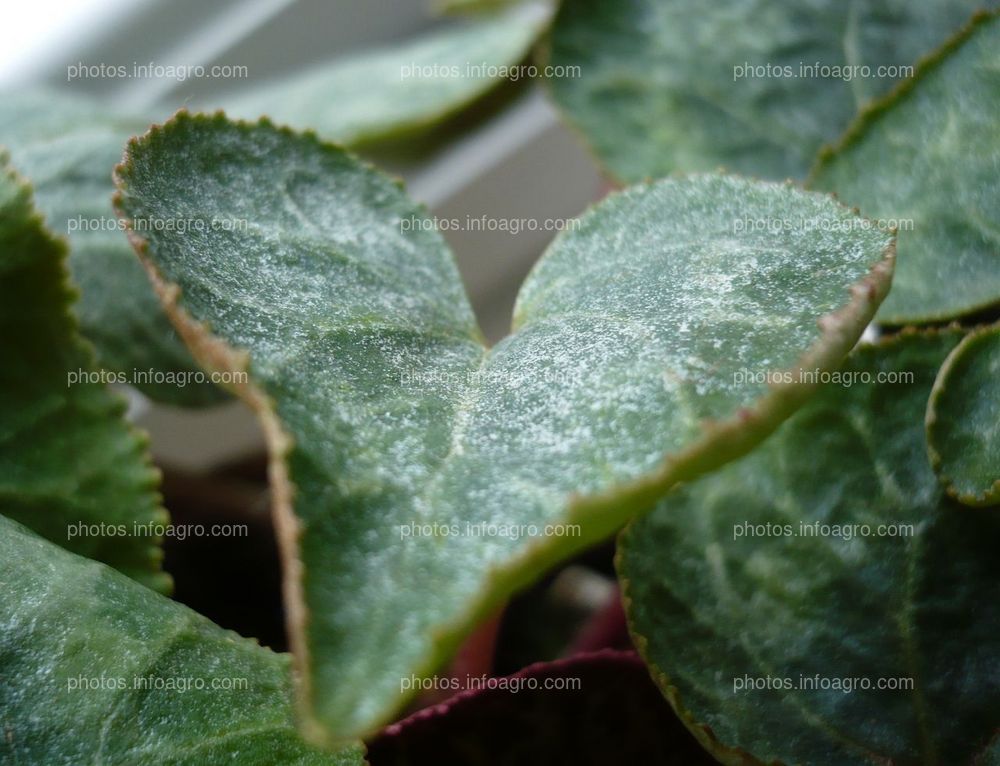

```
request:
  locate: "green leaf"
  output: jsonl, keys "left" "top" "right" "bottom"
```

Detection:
{"left": 810, "top": 11, "right": 1000, "bottom": 325}
{"left": 0, "top": 92, "right": 227, "bottom": 406}
{"left": 0, "top": 515, "right": 364, "bottom": 765}
{"left": 113, "top": 112, "right": 894, "bottom": 741}
{"left": 545, "top": 0, "right": 993, "bottom": 183}
{"left": 618, "top": 329, "right": 1000, "bottom": 766}
{"left": 223, "top": 2, "right": 550, "bottom": 146}
{"left": 0, "top": 157, "right": 169, "bottom": 593}
{"left": 927, "top": 325, "right": 1000, "bottom": 507}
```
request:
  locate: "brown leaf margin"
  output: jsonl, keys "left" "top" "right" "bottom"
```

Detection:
{"left": 112, "top": 111, "right": 895, "bottom": 742}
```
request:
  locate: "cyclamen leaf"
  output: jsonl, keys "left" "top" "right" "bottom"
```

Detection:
{"left": 113, "top": 112, "right": 894, "bottom": 741}
{"left": 927, "top": 325, "right": 1000, "bottom": 507}
{"left": 618, "top": 329, "right": 1000, "bottom": 766}
{"left": 0, "top": 516, "right": 364, "bottom": 766}
{"left": 0, "top": 92, "right": 225, "bottom": 406}
{"left": 545, "top": 0, "right": 994, "bottom": 183}
{"left": 810, "top": 11, "right": 1000, "bottom": 325}
{"left": 223, "top": 2, "right": 550, "bottom": 146}
{"left": 0, "top": 157, "right": 169, "bottom": 593}
{"left": 366, "top": 650, "right": 716, "bottom": 765}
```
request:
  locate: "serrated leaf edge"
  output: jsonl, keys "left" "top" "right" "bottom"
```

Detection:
{"left": 807, "top": 8, "right": 1000, "bottom": 326}
{"left": 616, "top": 325, "right": 978, "bottom": 766}
{"left": 0, "top": 154, "right": 171, "bottom": 594}
{"left": 113, "top": 111, "right": 895, "bottom": 743}
{"left": 926, "top": 323, "right": 1000, "bottom": 507}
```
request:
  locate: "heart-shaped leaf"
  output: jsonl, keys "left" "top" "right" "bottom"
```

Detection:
{"left": 810, "top": 11, "right": 1000, "bottom": 325}
{"left": 0, "top": 515, "right": 364, "bottom": 765}
{"left": 224, "top": 2, "right": 551, "bottom": 146}
{"left": 545, "top": 0, "right": 991, "bottom": 182}
{"left": 0, "top": 157, "right": 169, "bottom": 592}
{"left": 0, "top": 93, "right": 226, "bottom": 406}
{"left": 618, "top": 329, "right": 1000, "bottom": 765}
{"left": 927, "top": 324, "right": 1000, "bottom": 507}
{"left": 367, "top": 650, "right": 716, "bottom": 765}
{"left": 113, "top": 112, "right": 894, "bottom": 741}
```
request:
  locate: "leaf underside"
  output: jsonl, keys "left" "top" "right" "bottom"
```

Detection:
{"left": 927, "top": 325, "right": 1000, "bottom": 507}
{"left": 0, "top": 516, "right": 365, "bottom": 766}
{"left": 619, "top": 329, "right": 1000, "bottom": 766}
{"left": 545, "top": 0, "right": 993, "bottom": 183}
{"left": 114, "top": 112, "right": 893, "bottom": 741}
{"left": 0, "top": 157, "right": 169, "bottom": 593}
{"left": 810, "top": 11, "right": 1000, "bottom": 325}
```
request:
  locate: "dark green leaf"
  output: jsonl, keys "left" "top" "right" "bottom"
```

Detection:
{"left": 0, "top": 157, "right": 169, "bottom": 592}
{"left": 810, "top": 11, "right": 1000, "bottom": 325}
{"left": 0, "top": 515, "right": 364, "bottom": 765}
{"left": 546, "top": 0, "right": 992, "bottom": 182}
{"left": 927, "top": 324, "right": 1000, "bottom": 507}
{"left": 619, "top": 329, "right": 1000, "bottom": 765}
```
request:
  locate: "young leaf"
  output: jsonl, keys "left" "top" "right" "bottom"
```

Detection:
{"left": 810, "top": 11, "right": 1000, "bottom": 325}
{"left": 0, "top": 92, "right": 226, "bottom": 406}
{"left": 0, "top": 516, "right": 365, "bottom": 766}
{"left": 114, "top": 112, "right": 894, "bottom": 741}
{"left": 223, "top": 2, "right": 550, "bottom": 146}
{"left": 367, "top": 650, "right": 716, "bottom": 765}
{"left": 0, "top": 157, "right": 169, "bottom": 593}
{"left": 618, "top": 329, "right": 1000, "bottom": 766}
{"left": 927, "top": 325, "right": 1000, "bottom": 507}
{"left": 545, "top": 0, "right": 993, "bottom": 183}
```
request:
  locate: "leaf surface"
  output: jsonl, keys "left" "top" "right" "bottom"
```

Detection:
{"left": 810, "top": 11, "right": 1000, "bottom": 324}
{"left": 0, "top": 157, "right": 169, "bottom": 592}
{"left": 0, "top": 92, "right": 224, "bottom": 405}
{"left": 619, "top": 329, "right": 1000, "bottom": 765}
{"left": 546, "top": 0, "right": 993, "bottom": 182}
{"left": 927, "top": 325, "right": 1000, "bottom": 507}
{"left": 114, "top": 112, "right": 894, "bottom": 741}
{"left": 0, "top": 516, "right": 364, "bottom": 766}
{"left": 223, "top": 2, "right": 550, "bottom": 146}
